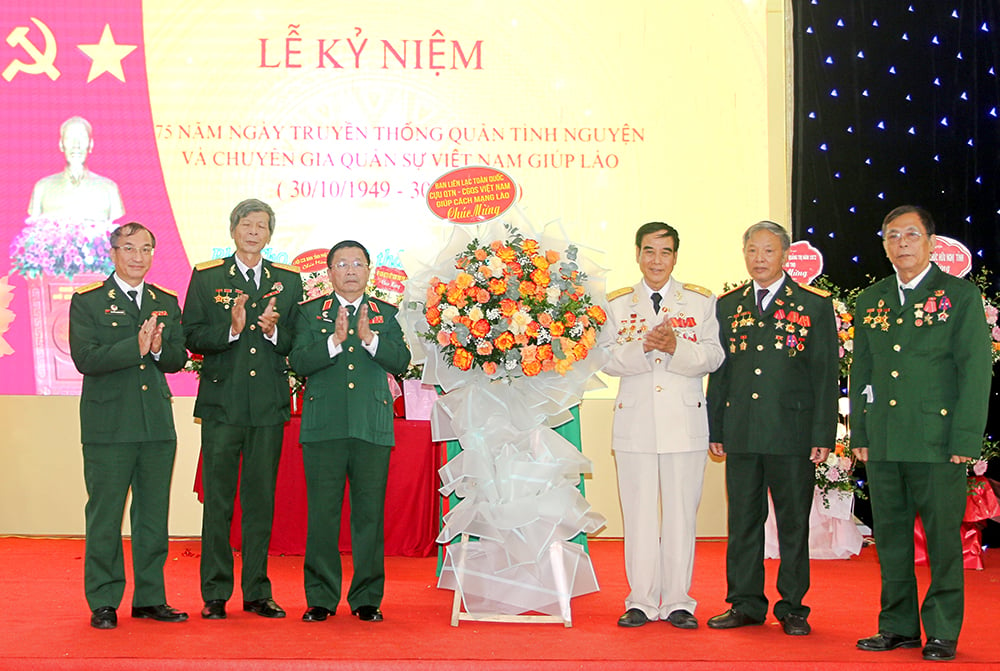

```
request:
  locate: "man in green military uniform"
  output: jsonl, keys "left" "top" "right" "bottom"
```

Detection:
{"left": 852, "top": 206, "right": 991, "bottom": 662}
{"left": 706, "top": 221, "right": 838, "bottom": 636}
{"left": 183, "top": 199, "right": 302, "bottom": 620}
{"left": 70, "top": 222, "right": 188, "bottom": 629}
{"left": 289, "top": 240, "right": 410, "bottom": 623}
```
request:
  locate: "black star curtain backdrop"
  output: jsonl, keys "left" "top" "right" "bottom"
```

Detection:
{"left": 792, "top": 1, "right": 1000, "bottom": 291}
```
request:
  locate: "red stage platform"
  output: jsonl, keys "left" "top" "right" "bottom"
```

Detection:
{"left": 3, "top": 537, "right": 1000, "bottom": 670}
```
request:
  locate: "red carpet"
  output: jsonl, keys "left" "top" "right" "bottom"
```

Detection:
{"left": 2, "top": 537, "right": 999, "bottom": 670}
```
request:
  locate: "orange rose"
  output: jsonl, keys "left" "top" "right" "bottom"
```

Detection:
{"left": 478, "top": 264, "right": 493, "bottom": 279}
{"left": 531, "top": 255, "right": 549, "bottom": 270}
{"left": 497, "top": 246, "right": 517, "bottom": 263}
{"left": 499, "top": 298, "right": 518, "bottom": 317}
{"left": 483, "top": 361, "right": 498, "bottom": 375}
{"left": 525, "top": 321, "right": 540, "bottom": 337}
{"left": 508, "top": 261, "right": 523, "bottom": 275}
{"left": 522, "top": 360, "right": 542, "bottom": 376}
{"left": 426, "top": 305, "right": 441, "bottom": 326}
{"left": 549, "top": 321, "right": 565, "bottom": 337}
{"left": 581, "top": 327, "right": 597, "bottom": 348}
{"left": 453, "top": 348, "right": 474, "bottom": 371}
{"left": 563, "top": 312, "right": 577, "bottom": 326}
{"left": 490, "top": 240, "right": 503, "bottom": 252}
{"left": 476, "top": 341, "right": 494, "bottom": 355}
{"left": 531, "top": 268, "right": 550, "bottom": 287}
{"left": 572, "top": 341, "right": 589, "bottom": 361}
{"left": 586, "top": 305, "right": 607, "bottom": 324}
{"left": 545, "top": 249, "right": 560, "bottom": 264}
{"left": 489, "top": 278, "right": 508, "bottom": 295}
{"left": 494, "top": 331, "right": 515, "bottom": 351}
{"left": 519, "top": 280, "right": 537, "bottom": 297}
{"left": 555, "top": 358, "right": 574, "bottom": 375}
{"left": 537, "top": 344, "right": 554, "bottom": 361}
{"left": 476, "top": 288, "right": 491, "bottom": 303}
{"left": 537, "top": 312, "right": 553, "bottom": 327}
{"left": 514, "top": 333, "right": 529, "bottom": 346}
{"left": 455, "top": 272, "right": 475, "bottom": 289}
{"left": 474, "top": 248, "right": 488, "bottom": 261}
{"left": 436, "top": 330, "right": 452, "bottom": 346}
{"left": 522, "top": 239, "right": 540, "bottom": 255}
{"left": 521, "top": 344, "right": 538, "bottom": 362}
{"left": 470, "top": 319, "right": 491, "bottom": 338}
{"left": 450, "top": 331, "right": 462, "bottom": 347}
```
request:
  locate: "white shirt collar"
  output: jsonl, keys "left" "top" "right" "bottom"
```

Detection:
{"left": 752, "top": 274, "right": 785, "bottom": 310}
{"left": 234, "top": 256, "right": 263, "bottom": 284}
{"left": 896, "top": 262, "right": 932, "bottom": 291}
{"left": 113, "top": 274, "right": 144, "bottom": 306}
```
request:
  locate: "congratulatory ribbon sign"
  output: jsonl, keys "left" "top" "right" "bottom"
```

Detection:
{"left": 426, "top": 166, "right": 519, "bottom": 225}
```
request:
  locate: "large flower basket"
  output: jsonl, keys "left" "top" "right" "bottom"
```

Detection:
{"left": 400, "top": 217, "right": 610, "bottom": 625}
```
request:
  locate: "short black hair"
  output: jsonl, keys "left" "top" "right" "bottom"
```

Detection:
{"left": 109, "top": 222, "right": 156, "bottom": 248}
{"left": 882, "top": 205, "right": 936, "bottom": 236}
{"left": 635, "top": 222, "right": 679, "bottom": 251}
{"left": 327, "top": 240, "right": 370, "bottom": 267}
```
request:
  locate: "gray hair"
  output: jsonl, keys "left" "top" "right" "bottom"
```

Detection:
{"left": 742, "top": 220, "right": 790, "bottom": 251}
{"left": 229, "top": 198, "right": 275, "bottom": 234}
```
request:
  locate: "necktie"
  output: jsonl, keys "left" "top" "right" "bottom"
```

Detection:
{"left": 126, "top": 289, "right": 138, "bottom": 303}
{"left": 901, "top": 287, "right": 912, "bottom": 306}
{"left": 245, "top": 268, "right": 256, "bottom": 290}
{"left": 756, "top": 288, "right": 769, "bottom": 315}
{"left": 345, "top": 304, "right": 356, "bottom": 317}
{"left": 651, "top": 292, "right": 662, "bottom": 314}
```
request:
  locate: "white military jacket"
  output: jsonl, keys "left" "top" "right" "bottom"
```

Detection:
{"left": 603, "top": 278, "right": 725, "bottom": 454}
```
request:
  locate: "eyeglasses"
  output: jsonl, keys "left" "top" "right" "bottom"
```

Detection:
{"left": 332, "top": 261, "right": 368, "bottom": 270}
{"left": 883, "top": 230, "right": 924, "bottom": 243}
{"left": 113, "top": 245, "right": 155, "bottom": 256}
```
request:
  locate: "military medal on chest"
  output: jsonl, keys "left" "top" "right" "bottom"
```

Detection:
{"left": 863, "top": 298, "right": 891, "bottom": 331}
{"left": 616, "top": 313, "right": 648, "bottom": 344}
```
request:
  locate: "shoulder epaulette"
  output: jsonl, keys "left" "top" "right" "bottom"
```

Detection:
{"left": 682, "top": 283, "right": 712, "bottom": 298}
{"left": 147, "top": 282, "right": 177, "bottom": 297}
{"left": 299, "top": 294, "right": 327, "bottom": 305}
{"left": 798, "top": 283, "right": 831, "bottom": 298}
{"left": 270, "top": 262, "right": 300, "bottom": 273}
{"left": 719, "top": 284, "right": 745, "bottom": 298}
{"left": 194, "top": 258, "right": 224, "bottom": 271}
{"left": 75, "top": 281, "right": 104, "bottom": 295}
{"left": 607, "top": 287, "right": 633, "bottom": 301}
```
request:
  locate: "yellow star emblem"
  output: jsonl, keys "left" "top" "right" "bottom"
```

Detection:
{"left": 77, "top": 24, "right": 136, "bottom": 83}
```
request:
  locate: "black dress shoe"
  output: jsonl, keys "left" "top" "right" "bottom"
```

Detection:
{"left": 201, "top": 600, "right": 227, "bottom": 619}
{"left": 351, "top": 605, "right": 383, "bottom": 622}
{"left": 665, "top": 610, "right": 698, "bottom": 629}
{"left": 778, "top": 613, "right": 810, "bottom": 636}
{"left": 244, "top": 598, "right": 286, "bottom": 618}
{"left": 706, "top": 608, "right": 765, "bottom": 629}
{"left": 132, "top": 604, "right": 189, "bottom": 622}
{"left": 91, "top": 606, "right": 117, "bottom": 630}
{"left": 302, "top": 606, "right": 333, "bottom": 622}
{"left": 923, "top": 637, "right": 958, "bottom": 661}
{"left": 856, "top": 631, "right": 922, "bottom": 651}
{"left": 617, "top": 608, "right": 650, "bottom": 627}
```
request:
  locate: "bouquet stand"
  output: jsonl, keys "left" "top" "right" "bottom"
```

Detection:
{"left": 399, "top": 217, "right": 610, "bottom": 627}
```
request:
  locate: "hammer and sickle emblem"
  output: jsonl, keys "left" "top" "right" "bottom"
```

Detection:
{"left": 3, "top": 17, "right": 59, "bottom": 82}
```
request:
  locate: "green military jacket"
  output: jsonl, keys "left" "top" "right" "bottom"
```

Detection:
{"left": 289, "top": 294, "right": 411, "bottom": 446}
{"left": 69, "top": 276, "right": 186, "bottom": 444}
{"left": 183, "top": 256, "right": 302, "bottom": 426}
{"left": 850, "top": 263, "right": 992, "bottom": 461}
{"left": 707, "top": 275, "right": 839, "bottom": 454}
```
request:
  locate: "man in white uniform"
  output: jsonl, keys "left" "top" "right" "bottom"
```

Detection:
{"left": 604, "top": 221, "right": 725, "bottom": 628}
